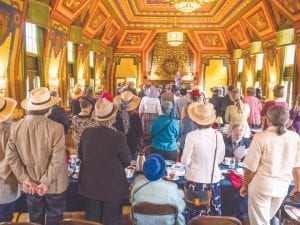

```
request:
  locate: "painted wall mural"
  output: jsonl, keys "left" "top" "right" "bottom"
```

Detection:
{"left": 52, "top": 0, "right": 90, "bottom": 24}
{"left": 116, "top": 29, "right": 154, "bottom": 50}
{"left": 123, "top": 33, "right": 146, "bottom": 46}
{"left": 242, "top": 1, "right": 275, "bottom": 40}
{"left": 101, "top": 19, "right": 121, "bottom": 45}
{"left": 83, "top": 2, "right": 111, "bottom": 39}
{"left": 226, "top": 20, "right": 250, "bottom": 48}
{"left": 270, "top": 0, "right": 300, "bottom": 22}
{"left": 194, "top": 31, "right": 228, "bottom": 51}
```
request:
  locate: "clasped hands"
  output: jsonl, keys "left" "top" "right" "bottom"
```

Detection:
{"left": 23, "top": 179, "right": 48, "bottom": 196}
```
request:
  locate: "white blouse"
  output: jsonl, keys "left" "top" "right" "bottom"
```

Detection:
{"left": 181, "top": 128, "right": 225, "bottom": 183}
{"left": 139, "top": 96, "right": 162, "bottom": 115}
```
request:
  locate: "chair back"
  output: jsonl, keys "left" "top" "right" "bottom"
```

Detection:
{"left": 0, "top": 223, "right": 40, "bottom": 225}
{"left": 60, "top": 219, "right": 103, "bottom": 225}
{"left": 284, "top": 205, "right": 300, "bottom": 223}
{"left": 188, "top": 216, "right": 242, "bottom": 225}
{"left": 131, "top": 202, "right": 178, "bottom": 225}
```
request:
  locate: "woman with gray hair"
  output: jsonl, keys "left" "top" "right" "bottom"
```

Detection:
{"left": 240, "top": 106, "right": 300, "bottom": 225}
{"left": 149, "top": 101, "right": 179, "bottom": 161}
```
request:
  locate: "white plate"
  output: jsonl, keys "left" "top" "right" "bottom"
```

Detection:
{"left": 164, "top": 176, "right": 179, "bottom": 181}
{"left": 238, "top": 162, "right": 244, "bottom": 167}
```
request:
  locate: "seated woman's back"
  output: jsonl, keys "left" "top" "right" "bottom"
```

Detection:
{"left": 130, "top": 154, "right": 185, "bottom": 225}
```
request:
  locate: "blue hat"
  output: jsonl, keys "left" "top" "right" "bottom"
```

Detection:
{"left": 143, "top": 154, "right": 166, "bottom": 181}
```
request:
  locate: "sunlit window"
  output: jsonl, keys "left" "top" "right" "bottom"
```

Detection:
{"left": 285, "top": 45, "right": 296, "bottom": 66}
{"left": 256, "top": 53, "right": 264, "bottom": 70}
{"left": 67, "top": 41, "right": 74, "bottom": 63}
{"left": 238, "top": 59, "right": 244, "bottom": 73}
{"left": 89, "top": 51, "right": 94, "bottom": 68}
{"left": 25, "top": 22, "right": 38, "bottom": 54}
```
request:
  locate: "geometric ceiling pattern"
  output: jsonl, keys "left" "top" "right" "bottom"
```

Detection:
{"left": 49, "top": 0, "right": 300, "bottom": 51}
{"left": 104, "top": 0, "right": 256, "bottom": 28}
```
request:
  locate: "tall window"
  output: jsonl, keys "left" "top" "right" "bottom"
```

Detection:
{"left": 256, "top": 53, "right": 263, "bottom": 70}
{"left": 67, "top": 41, "right": 74, "bottom": 63}
{"left": 238, "top": 59, "right": 244, "bottom": 73}
{"left": 285, "top": 45, "right": 296, "bottom": 66}
{"left": 25, "top": 22, "right": 38, "bottom": 54}
{"left": 89, "top": 51, "right": 94, "bottom": 68}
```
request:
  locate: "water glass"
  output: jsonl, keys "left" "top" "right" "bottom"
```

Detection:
{"left": 229, "top": 157, "right": 236, "bottom": 169}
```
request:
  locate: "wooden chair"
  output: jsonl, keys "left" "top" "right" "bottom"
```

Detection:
{"left": 0, "top": 223, "right": 40, "bottom": 225}
{"left": 60, "top": 219, "right": 103, "bottom": 225}
{"left": 131, "top": 202, "right": 178, "bottom": 225}
{"left": 188, "top": 216, "right": 242, "bottom": 225}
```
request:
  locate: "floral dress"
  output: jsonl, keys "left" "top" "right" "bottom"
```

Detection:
{"left": 72, "top": 115, "right": 98, "bottom": 149}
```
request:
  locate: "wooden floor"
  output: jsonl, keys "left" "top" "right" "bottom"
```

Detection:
{"left": 13, "top": 206, "right": 133, "bottom": 225}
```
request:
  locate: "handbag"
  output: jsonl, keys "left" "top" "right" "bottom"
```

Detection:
{"left": 184, "top": 131, "right": 218, "bottom": 210}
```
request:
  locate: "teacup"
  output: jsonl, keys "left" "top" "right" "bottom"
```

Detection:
{"left": 168, "top": 171, "right": 176, "bottom": 179}
{"left": 125, "top": 168, "right": 134, "bottom": 178}
{"left": 223, "top": 157, "right": 231, "bottom": 165}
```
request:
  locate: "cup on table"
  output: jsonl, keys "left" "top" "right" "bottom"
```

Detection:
{"left": 229, "top": 157, "right": 236, "bottom": 169}
{"left": 125, "top": 168, "right": 134, "bottom": 178}
{"left": 70, "top": 155, "right": 77, "bottom": 164}
{"left": 223, "top": 157, "right": 231, "bottom": 165}
{"left": 167, "top": 170, "right": 177, "bottom": 179}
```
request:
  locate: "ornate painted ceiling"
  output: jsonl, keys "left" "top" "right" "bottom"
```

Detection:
{"left": 103, "top": 0, "right": 255, "bottom": 28}
{"left": 49, "top": 0, "right": 300, "bottom": 52}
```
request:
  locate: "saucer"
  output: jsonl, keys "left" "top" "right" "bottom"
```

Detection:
{"left": 238, "top": 162, "right": 244, "bottom": 167}
{"left": 164, "top": 176, "right": 179, "bottom": 181}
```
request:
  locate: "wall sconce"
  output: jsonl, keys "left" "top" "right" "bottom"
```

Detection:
{"left": 0, "top": 74, "right": 7, "bottom": 97}
{"left": 49, "top": 77, "right": 59, "bottom": 90}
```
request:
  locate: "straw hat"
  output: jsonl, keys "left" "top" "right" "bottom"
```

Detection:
{"left": 71, "top": 85, "right": 83, "bottom": 99}
{"left": 21, "top": 87, "right": 61, "bottom": 111}
{"left": 92, "top": 98, "right": 118, "bottom": 122}
{"left": 0, "top": 97, "right": 17, "bottom": 123}
{"left": 113, "top": 91, "right": 141, "bottom": 111}
{"left": 144, "top": 86, "right": 160, "bottom": 98}
{"left": 188, "top": 102, "right": 216, "bottom": 125}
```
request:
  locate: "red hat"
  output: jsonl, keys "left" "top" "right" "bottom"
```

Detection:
{"left": 229, "top": 171, "right": 243, "bottom": 189}
{"left": 99, "top": 91, "right": 113, "bottom": 102}
{"left": 190, "top": 89, "right": 201, "bottom": 97}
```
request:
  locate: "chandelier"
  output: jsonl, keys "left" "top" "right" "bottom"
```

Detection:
{"left": 167, "top": 31, "right": 184, "bottom": 46}
{"left": 173, "top": 0, "right": 214, "bottom": 13}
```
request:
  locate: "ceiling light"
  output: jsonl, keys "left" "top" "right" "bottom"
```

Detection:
{"left": 172, "top": 0, "right": 214, "bottom": 13}
{"left": 167, "top": 31, "right": 184, "bottom": 46}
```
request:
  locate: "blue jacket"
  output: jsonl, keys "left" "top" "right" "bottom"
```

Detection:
{"left": 149, "top": 115, "right": 179, "bottom": 151}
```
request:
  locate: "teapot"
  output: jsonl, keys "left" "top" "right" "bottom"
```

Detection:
{"left": 136, "top": 152, "right": 145, "bottom": 172}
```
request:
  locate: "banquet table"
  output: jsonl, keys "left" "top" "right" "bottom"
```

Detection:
{"left": 16, "top": 160, "right": 294, "bottom": 221}
{"left": 15, "top": 161, "right": 248, "bottom": 218}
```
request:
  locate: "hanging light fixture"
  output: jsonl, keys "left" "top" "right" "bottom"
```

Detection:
{"left": 172, "top": 0, "right": 214, "bottom": 13}
{"left": 167, "top": 17, "right": 184, "bottom": 47}
{"left": 167, "top": 30, "right": 184, "bottom": 46}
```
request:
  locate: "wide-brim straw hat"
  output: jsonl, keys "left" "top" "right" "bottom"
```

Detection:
{"left": 0, "top": 97, "right": 17, "bottom": 123}
{"left": 188, "top": 102, "right": 216, "bottom": 125}
{"left": 21, "top": 87, "right": 61, "bottom": 111}
{"left": 71, "top": 86, "right": 84, "bottom": 99}
{"left": 92, "top": 98, "right": 119, "bottom": 122}
{"left": 144, "top": 86, "right": 160, "bottom": 98}
{"left": 113, "top": 91, "right": 141, "bottom": 111}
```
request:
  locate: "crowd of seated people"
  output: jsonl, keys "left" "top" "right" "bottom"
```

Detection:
{"left": 0, "top": 82, "right": 299, "bottom": 225}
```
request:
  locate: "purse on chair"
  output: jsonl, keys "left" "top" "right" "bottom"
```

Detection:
{"left": 184, "top": 131, "right": 218, "bottom": 210}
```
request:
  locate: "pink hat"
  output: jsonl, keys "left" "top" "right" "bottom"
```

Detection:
{"left": 99, "top": 91, "right": 113, "bottom": 102}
